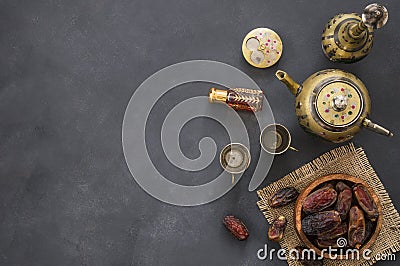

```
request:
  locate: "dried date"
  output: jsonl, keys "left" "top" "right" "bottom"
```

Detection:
{"left": 348, "top": 206, "right": 366, "bottom": 249}
{"left": 353, "top": 184, "right": 379, "bottom": 221}
{"left": 302, "top": 186, "right": 338, "bottom": 214}
{"left": 335, "top": 188, "right": 352, "bottom": 220}
{"left": 363, "top": 220, "right": 374, "bottom": 243}
{"left": 336, "top": 181, "right": 350, "bottom": 192}
{"left": 302, "top": 210, "right": 341, "bottom": 236}
{"left": 324, "top": 182, "right": 335, "bottom": 189}
{"left": 318, "top": 222, "right": 347, "bottom": 240}
{"left": 316, "top": 238, "right": 340, "bottom": 249}
{"left": 295, "top": 246, "right": 323, "bottom": 266}
{"left": 269, "top": 187, "right": 299, "bottom": 208}
{"left": 223, "top": 215, "right": 249, "bottom": 241}
{"left": 268, "top": 216, "right": 287, "bottom": 242}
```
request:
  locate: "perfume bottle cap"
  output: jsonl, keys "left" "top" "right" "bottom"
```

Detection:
{"left": 242, "top": 28, "right": 283, "bottom": 68}
{"left": 208, "top": 88, "right": 228, "bottom": 103}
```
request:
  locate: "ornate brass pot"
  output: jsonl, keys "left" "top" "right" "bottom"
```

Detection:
{"left": 322, "top": 3, "right": 388, "bottom": 63}
{"left": 276, "top": 69, "right": 393, "bottom": 143}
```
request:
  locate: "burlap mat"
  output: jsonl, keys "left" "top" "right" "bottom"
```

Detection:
{"left": 257, "top": 143, "right": 400, "bottom": 265}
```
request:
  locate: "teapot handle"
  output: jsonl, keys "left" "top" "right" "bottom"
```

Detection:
{"left": 362, "top": 118, "right": 393, "bottom": 137}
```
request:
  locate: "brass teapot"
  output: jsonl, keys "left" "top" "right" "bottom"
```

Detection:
{"left": 276, "top": 69, "right": 393, "bottom": 143}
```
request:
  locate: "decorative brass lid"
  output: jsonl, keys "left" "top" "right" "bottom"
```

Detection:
{"left": 242, "top": 28, "right": 283, "bottom": 68}
{"left": 314, "top": 81, "right": 363, "bottom": 127}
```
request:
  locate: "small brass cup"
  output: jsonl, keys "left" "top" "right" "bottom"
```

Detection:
{"left": 260, "top": 124, "right": 297, "bottom": 155}
{"left": 220, "top": 143, "right": 251, "bottom": 184}
{"left": 219, "top": 143, "right": 251, "bottom": 174}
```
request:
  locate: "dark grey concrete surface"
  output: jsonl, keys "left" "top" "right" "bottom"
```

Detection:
{"left": 0, "top": 0, "right": 399, "bottom": 265}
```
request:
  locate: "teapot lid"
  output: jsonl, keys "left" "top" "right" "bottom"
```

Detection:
{"left": 314, "top": 81, "right": 363, "bottom": 127}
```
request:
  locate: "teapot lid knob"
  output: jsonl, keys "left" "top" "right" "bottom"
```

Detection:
{"left": 362, "top": 3, "right": 388, "bottom": 29}
{"left": 332, "top": 95, "right": 348, "bottom": 111}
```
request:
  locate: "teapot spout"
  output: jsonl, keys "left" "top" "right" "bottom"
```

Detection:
{"left": 276, "top": 70, "right": 301, "bottom": 95}
{"left": 363, "top": 118, "right": 394, "bottom": 137}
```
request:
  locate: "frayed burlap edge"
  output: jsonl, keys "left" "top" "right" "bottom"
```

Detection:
{"left": 257, "top": 143, "right": 400, "bottom": 266}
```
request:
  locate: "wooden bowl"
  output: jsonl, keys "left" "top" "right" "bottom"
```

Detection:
{"left": 294, "top": 174, "right": 382, "bottom": 259}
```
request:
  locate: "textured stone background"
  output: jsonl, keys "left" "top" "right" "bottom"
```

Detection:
{"left": 0, "top": 0, "right": 398, "bottom": 265}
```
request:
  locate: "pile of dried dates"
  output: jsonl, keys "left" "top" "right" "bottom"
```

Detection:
{"left": 267, "top": 187, "right": 299, "bottom": 241}
{"left": 301, "top": 181, "right": 379, "bottom": 250}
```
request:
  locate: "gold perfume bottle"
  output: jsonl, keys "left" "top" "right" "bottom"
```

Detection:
{"left": 208, "top": 87, "right": 264, "bottom": 112}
